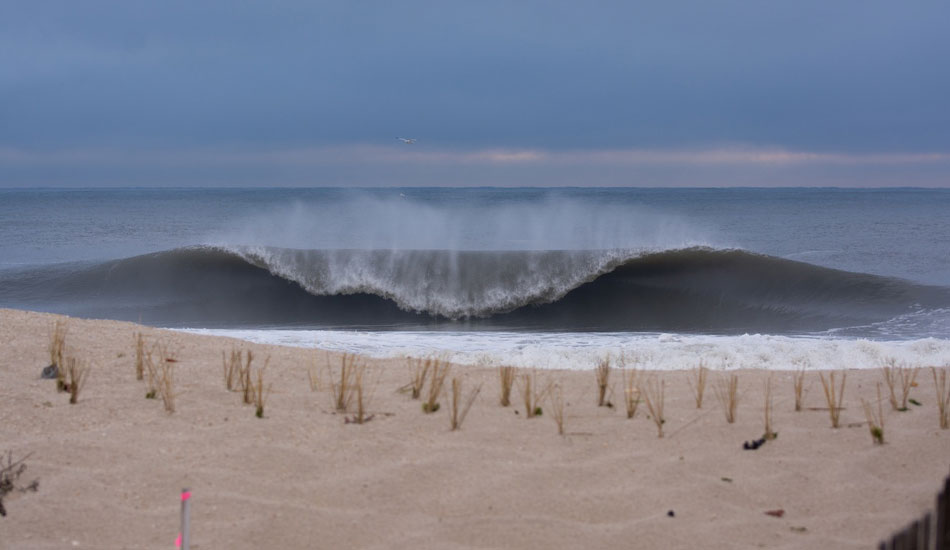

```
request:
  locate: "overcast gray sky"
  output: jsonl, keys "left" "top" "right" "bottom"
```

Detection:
{"left": 2, "top": 1, "right": 949, "bottom": 187}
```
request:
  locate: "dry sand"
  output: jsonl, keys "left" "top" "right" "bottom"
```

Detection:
{"left": 1, "top": 308, "right": 948, "bottom": 549}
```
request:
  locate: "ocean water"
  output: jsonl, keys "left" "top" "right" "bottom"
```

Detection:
{"left": 1, "top": 187, "right": 949, "bottom": 369}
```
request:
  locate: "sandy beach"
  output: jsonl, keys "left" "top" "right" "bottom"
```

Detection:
{"left": 1, "top": 308, "right": 948, "bottom": 549}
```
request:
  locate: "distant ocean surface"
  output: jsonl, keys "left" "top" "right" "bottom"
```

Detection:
{"left": 2, "top": 187, "right": 949, "bottom": 370}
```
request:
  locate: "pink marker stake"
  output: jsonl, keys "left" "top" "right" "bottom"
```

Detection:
{"left": 179, "top": 488, "right": 191, "bottom": 550}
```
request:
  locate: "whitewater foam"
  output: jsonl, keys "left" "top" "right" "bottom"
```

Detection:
{"left": 180, "top": 329, "right": 950, "bottom": 371}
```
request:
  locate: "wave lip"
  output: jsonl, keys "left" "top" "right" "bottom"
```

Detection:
{"left": 1, "top": 245, "right": 948, "bottom": 335}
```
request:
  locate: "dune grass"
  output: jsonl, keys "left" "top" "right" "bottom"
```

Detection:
{"left": 498, "top": 365, "right": 516, "bottom": 407}
{"left": 64, "top": 356, "right": 89, "bottom": 405}
{"left": 241, "top": 353, "right": 256, "bottom": 406}
{"left": 714, "top": 373, "right": 739, "bottom": 424}
{"left": 307, "top": 355, "right": 322, "bottom": 392}
{"left": 49, "top": 320, "right": 68, "bottom": 391}
{"left": 881, "top": 359, "right": 919, "bottom": 411}
{"left": 222, "top": 348, "right": 245, "bottom": 392}
{"left": 519, "top": 370, "right": 551, "bottom": 418}
{"left": 330, "top": 353, "right": 360, "bottom": 412}
{"left": 449, "top": 377, "right": 481, "bottom": 431}
{"left": 595, "top": 356, "right": 611, "bottom": 407}
{"left": 933, "top": 366, "right": 950, "bottom": 429}
{"left": 48, "top": 319, "right": 67, "bottom": 369}
{"left": 763, "top": 374, "right": 776, "bottom": 439}
{"left": 143, "top": 343, "right": 177, "bottom": 413}
{"left": 350, "top": 363, "right": 372, "bottom": 424}
{"left": 621, "top": 365, "right": 640, "bottom": 419}
{"left": 687, "top": 360, "right": 708, "bottom": 409}
{"left": 861, "top": 383, "right": 885, "bottom": 444}
{"left": 423, "top": 359, "right": 450, "bottom": 414}
{"left": 642, "top": 376, "right": 666, "bottom": 438}
{"left": 551, "top": 383, "right": 566, "bottom": 435}
{"left": 818, "top": 370, "right": 847, "bottom": 428}
{"left": 134, "top": 332, "right": 145, "bottom": 381}
{"left": 253, "top": 360, "right": 271, "bottom": 418}
{"left": 407, "top": 357, "right": 432, "bottom": 400}
{"left": 793, "top": 366, "right": 807, "bottom": 412}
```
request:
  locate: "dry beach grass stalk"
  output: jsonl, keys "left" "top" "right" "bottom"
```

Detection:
{"left": 423, "top": 359, "right": 450, "bottom": 413}
{"left": 819, "top": 370, "right": 847, "bottom": 428}
{"left": 763, "top": 374, "right": 775, "bottom": 439}
{"left": 881, "top": 359, "right": 919, "bottom": 411}
{"left": 407, "top": 357, "right": 432, "bottom": 400}
{"left": 498, "top": 365, "right": 516, "bottom": 407}
{"left": 133, "top": 332, "right": 145, "bottom": 381}
{"left": 449, "top": 377, "right": 481, "bottom": 431}
{"left": 519, "top": 369, "right": 551, "bottom": 418}
{"left": 933, "top": 366, "right": 950, "bottom": 429}
{"left": 687, "top": 360, "right": 708, "bottom": 409}
{"left": 595, "top": 356, "right": 611, "bottom": 407}
{"left": 861, "top": 383, "right": 885, "bottom": 444}
{"left": 793, "top": 366, "right": 807, "bottom": 412}
{"left": 642, "top": 375, "right": 665, "bottom": 438}
{"left": 714, "top": 373, "right": 739, "bottom": 424}
{"left": 64, "top": 356, "right": 89, "bottom": 405}
{"left": 551, "top": 383, "right": 566, "bottom": 435}
{"left": 621, "top": 365, "right": 640, "bottom": 419}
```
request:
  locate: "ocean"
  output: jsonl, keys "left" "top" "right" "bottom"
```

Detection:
{"left": 1, "top": 187, "right": 949, "bottom": 370}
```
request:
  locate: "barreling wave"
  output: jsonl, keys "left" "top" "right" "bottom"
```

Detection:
{"left": 1, "top": 245, "right": 948, "bottom": 334}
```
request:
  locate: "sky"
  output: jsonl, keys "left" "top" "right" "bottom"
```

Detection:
{"left": 2, "top": 1, "right": 949, "bottom": 187}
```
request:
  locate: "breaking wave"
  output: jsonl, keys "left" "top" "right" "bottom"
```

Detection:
{"left": 1, "top": 245, "right": 948, "bottom": 334}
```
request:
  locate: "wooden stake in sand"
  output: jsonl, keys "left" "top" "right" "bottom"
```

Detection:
{"left": 177, "top": 488, "right": 191, "bottom": 550}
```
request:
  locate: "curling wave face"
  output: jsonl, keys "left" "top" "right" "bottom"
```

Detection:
{"left": 1, "top": 245, "right": 948, "bottom": 335}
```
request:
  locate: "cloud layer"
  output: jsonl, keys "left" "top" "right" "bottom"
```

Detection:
{"left": 2, "top": 1, "right": 948, "bottom": 186}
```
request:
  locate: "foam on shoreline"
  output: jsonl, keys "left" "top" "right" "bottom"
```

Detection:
{"left": 180, "top": 328, "right": 950, "bottom": 371}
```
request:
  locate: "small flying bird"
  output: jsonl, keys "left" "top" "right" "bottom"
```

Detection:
{"left": 397, "top": 137, "right": 417, "bottom": 144}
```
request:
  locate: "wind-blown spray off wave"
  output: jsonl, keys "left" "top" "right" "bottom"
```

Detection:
{"left": 1, "top": 245, "right": 948, "bottom": 335}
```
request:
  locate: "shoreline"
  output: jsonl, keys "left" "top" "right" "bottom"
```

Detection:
{"left": 2, "top": 308, "right": 949, "bottom": 548}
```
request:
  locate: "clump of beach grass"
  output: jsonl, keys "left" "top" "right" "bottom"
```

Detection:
{"left": 241, "top": 354, "right": 256, "bottom": 406}
{"left": 687, "top": 360, "right": 708, "bottom": 409}
{"left": 499, "top": 365, "right": 516, "bottom": 407}
{"left": 349, "top": 362, "right": 373, "bottom": 424}
{"left": 252, "top": 360, "right": 271, "bottom": 418}
{"left": 861, "top": 383, "right": 885, "bottom": 444}
{"left": 48, "top": 320, "right": 68, "bottom": 390}
{"left": 519, "top": 369, "right": 551, "bottom": 418}
{"left": 133, "top": 332, "right": 145, "bottom": 381}
{"left": 422, "top": 359, "right": 450, "bottom": 413}
{"left": 222, "top": 348, "right": 244, "bottom": 392}
{"left": 881, "top": 359, "right": 919, "bottom": 411}
{"left": 714, "top": 373, "right": 739, "bottom": 424}
{"left": 792, "top": 365, "right": 807, "bottom": 412}
{"left": 329, "top": 353, "right": 360, "bottom": 412}
{"left": 307, "top": 351, "right": 329, "bottom": 392}
{"left": 64, "top": 356, "right": 89, "bottom": 405}
{"left": 144, "top": 343, "right": 177, "bottom": 413}
{"left": 449, "top": 377, "right": 481, "bottom": 431}
{"left": 763, "top": 374, "right": 776, "bottom": 440}
{"left": 621, "top": 364, "right": 641, "bottom": 419}
{"left": 933, "top": 366, "right": 950, "bottom": 429}
{"left": 157, "top": 346, "right": 177, "bottom": 413}
{"left": 595, "top": 355, "right": 611, "bottom": 407}
{"left": 406, "top": 357, "right": 432, "bottom": 400}
{"left": 818, "top": 370, "right": 847, "bottom": 428}
{"left": 551, "top": 383, "right": 566, "bottom": 435}
{"left": 642, "top": 375, "right": 666, "bottom": 438}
